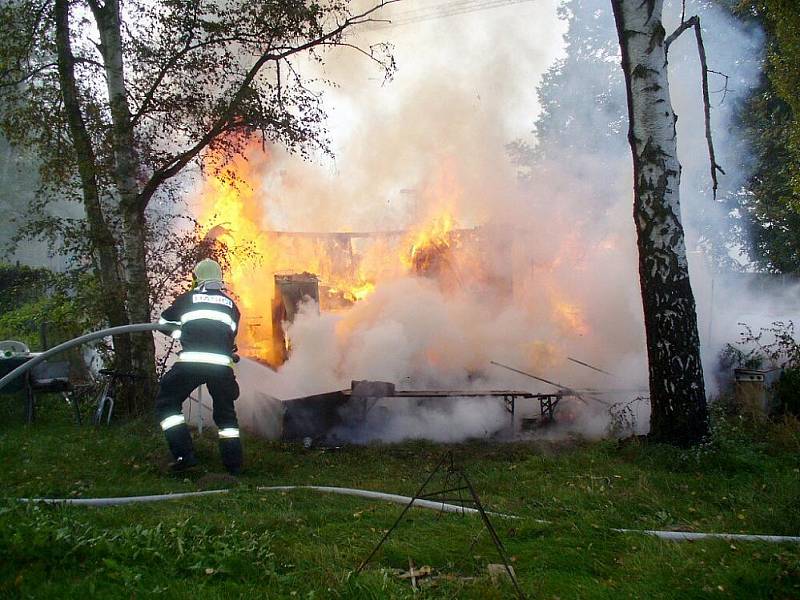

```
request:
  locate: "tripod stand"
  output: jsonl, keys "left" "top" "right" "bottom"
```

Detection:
{"left": 356, "top": 451, "right": 526, "bottom": 599}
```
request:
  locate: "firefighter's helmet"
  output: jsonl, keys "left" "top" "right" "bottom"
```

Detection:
{"left": 193, "top": 258, "right": 223, "bottom": 285}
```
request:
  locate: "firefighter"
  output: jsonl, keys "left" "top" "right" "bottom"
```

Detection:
{"left": 155, "top": 258, "right": 243, "bottom": 474}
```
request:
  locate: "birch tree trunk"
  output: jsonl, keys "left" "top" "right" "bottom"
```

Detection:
{"left": 54, "top": 0, "right": 134, "bottom": 385}
{"left": 610, "top": 0, "right": 708, "bottom": 445}
{"left": 92, "top": 0, "right": 156, "bottom": 413}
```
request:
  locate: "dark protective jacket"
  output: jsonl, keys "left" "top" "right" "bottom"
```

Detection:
{"left": 159, "top": 285, "right": 241, "bottom": 367}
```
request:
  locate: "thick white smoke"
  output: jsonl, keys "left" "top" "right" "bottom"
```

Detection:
{"left": 331, "top": 396, "right": 512, "bottom": 444}
{"left": 195, "top": 0, "right": 795, "bottom": 443}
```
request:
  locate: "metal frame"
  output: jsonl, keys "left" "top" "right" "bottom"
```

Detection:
{"left": 92, "top": 378, "right": 115, "bottom": 426}
{"left": 23, "top": 367, "right": 76, "bottom": 425}
{"left": 539, "top": 393, "right": 562, "bottom": 423}
{"left": 356, "top": 451, "right": 526, "bottom": 599}
{"left": 345, "top": 389, "right": 568, "bottom": 429}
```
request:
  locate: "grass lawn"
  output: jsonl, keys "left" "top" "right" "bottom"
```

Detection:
{"left": 0, "top": 397, "right": 798, "bottom": 598}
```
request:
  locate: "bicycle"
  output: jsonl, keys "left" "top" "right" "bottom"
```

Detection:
{"left": 91, "top": 368, "right": 141, "bottom": 425}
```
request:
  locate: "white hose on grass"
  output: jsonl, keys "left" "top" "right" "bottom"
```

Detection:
{"left": 20, "top": 489, "right": 229, "bottom": 506}
{"left": 18, "top": 486, "right": 505, "bottom": 515}
{"left": 258, "top": 485, "right": 520, "bottom": 518}
{"left": 15, "top": 487, "right": 800, "bottom": 544}
{"left": 613, "top": 528, "right": 800, "bottom": 544}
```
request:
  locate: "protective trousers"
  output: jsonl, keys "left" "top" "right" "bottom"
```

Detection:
{"left": 155, "top": 362, "right": 242, "bottom": 473}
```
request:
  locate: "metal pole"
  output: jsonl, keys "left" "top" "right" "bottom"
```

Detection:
{"left": 356, "top": 452, "right": 450, "bottom": 573}
{"left": 566, "top": 356, "right": 615, "bottom": 377}
{"left": 197, "top": 385, "right": 204, "bottom": 434}
{"left": 490, "top": 360, "right": 573, "bottom": 392}
{"left": 39, "top": 321, "right": 49, "bottom": 351}
{"left": 491, "top": 360, "right": 603, "bottom": 405}
{"left": 462, "top": 472, "right": 527, "bottom": 599}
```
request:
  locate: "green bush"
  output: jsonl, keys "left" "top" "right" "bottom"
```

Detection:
{"left": 0, "top": 263, "right": 102, "bottom": 351}
{"left": 723, "top": 320, "right": 800, "bottom": 418}
{"left": 0, "top": 263, "right": 52, "bottom": 313}
{"left": 775, "top": 367, "right": 800, "bottom": 416}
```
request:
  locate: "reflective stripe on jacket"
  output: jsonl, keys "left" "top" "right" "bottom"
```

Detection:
{"left": 159, "top": 287, "right": 241, "bottom": 365}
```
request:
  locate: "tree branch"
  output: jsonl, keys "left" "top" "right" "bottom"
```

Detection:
{"left": 708, "top": 69, "right": 730, "bottom": 104}
{"left": 276, "top": 59, "right": 282, "bottom": 109}
{"left": 131, "top": 0, "right": 398, "bottom": 126}
{"left": 0, "top": 0, "right": 56, "bottom": 87}
{"left": 319, "top": 41, "right": 394, "bottom": 82}
{"left": 19, "top": 0, "right": 51, "bottom": 64}
{"left": 0, "top": 62, "right": 57, "bottom": 88}
{"left": 130, "top": 34, "right": 195, "bottom": 127}
{"left": 74, "top": 56, "right": 106, "bottom": 71}
{"left": 282, "top": 57, "right": 325, "bottom": 101}
{"left": 665, "top": 14, "right": 696, "bottom": 50}
{"left": 137, "top": 0, "right": 399, "bottom": 210}
{"left": 131, "top": 33, "right": 280, "bottom": 127}
{"left": 665, "top": 15, "right": 726, "bottom": 199}
{"left": 1, "top": 57, "right": 103, "bottom": 90}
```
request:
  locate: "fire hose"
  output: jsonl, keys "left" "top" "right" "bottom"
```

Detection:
{"left": 16, "top": 486, "right": 800, "bottom": 543}
{"left": 18, "top": 486, "right": 503, "bottom": 515}
{"left": 3, "top": 326, "right": 798, "bottom": 545}
{"left": 0, "top": 322, "right": 177, "bottom": 393}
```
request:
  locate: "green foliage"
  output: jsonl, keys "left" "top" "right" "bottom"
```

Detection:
{"left": 677, "top": 401, "right": 772, "bottom": 471}
{"left": 0, "top": 263, "right": 52, "bottom": 313}
{"left": 524, "top": 0, "right": 757, "bottom": 271}
{"left": 724, "top": 320, "right": 800, "bottom": 417}
{"left": 0, "top": 0, "right": 395, "bottom": 399}
{"left": 606, "top": 397, "right": 647, "bottom": 438}
{"left": 718, "top": 342, "right": 764, "bottom": 372}
{"left": 0, "top": 506, "right": 277, "bottom": 584}
{"left": 530, "top": 0, "right": 798, "bottom": 273}
{"left": 775, "top": 368, "right": 800, "bottom": 416}
{"left": 0, "top": 295, "right": 73, "bottom": 343}
{"left": 508, "top": 0, "right": 627, "bottom": 184}
{"left": 732, "top": 74, "right": 800, "bottom": 272}
{"left": 533, "top": 0, "right": 626, "bottom": 161}
{"left": 0, "top": 0, "right": 395, "bottom": 210}
{"left": 758, "top": 1, "right": 800, "bottom": 196}
{"left": 732, "top": 0, "right": 800, "bottom": 272}
{"left": 0, "top": 263, "right": 105, "bottom": 356}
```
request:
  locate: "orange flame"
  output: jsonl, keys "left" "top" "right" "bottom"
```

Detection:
{"left": 195, "top": 144, "right": 386, "bottom": 364}
{"left": 403, "top": 212, "right": 458, "bottom": 272}
{"left": 553, "top": 300, "right": 589, "bottom": 336}
{"left": 193, "top": 143, "right": 594, "bottom": 367}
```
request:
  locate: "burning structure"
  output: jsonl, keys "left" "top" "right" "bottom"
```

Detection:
{"left": 218, "top": 223, "right": 515, "bottom": 368}
{"left": 195, "top": 150, "right": 526, "bottom": 370}
{"left": 191, "top": 141, "right": 626, "bottom": 401}
{"left": 185, "top": 146, "right": 630, "bottom": 443}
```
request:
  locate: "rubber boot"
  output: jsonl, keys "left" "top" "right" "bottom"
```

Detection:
{"left": 164, "top": 424, "right": 197, "bottom": 471}
{"left": 219, "top": 438, "right": 243, "bottom": 475}
{"left": 169, "top": 455, "right": 199, "bottom": 473}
